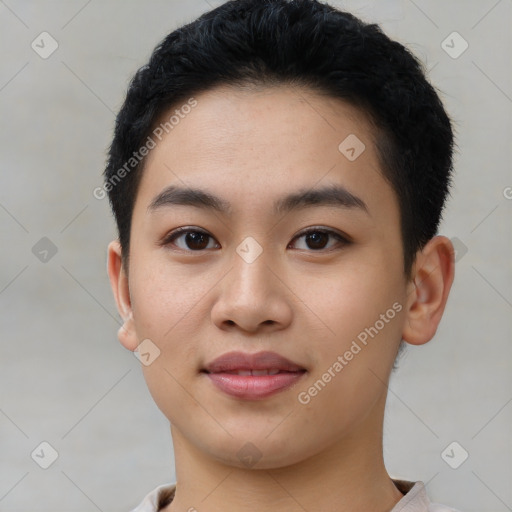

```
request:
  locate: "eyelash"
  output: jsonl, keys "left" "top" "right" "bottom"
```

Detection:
{"left": 160, "top": 226, "right": 351, "bottom": 253}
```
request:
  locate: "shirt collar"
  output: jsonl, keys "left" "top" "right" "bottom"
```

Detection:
{"left": 132, "top": 479, "right": 431, "bottom": 512}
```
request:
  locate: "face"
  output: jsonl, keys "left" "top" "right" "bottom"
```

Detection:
{"left": 112, "top": 85, "right": 414, "bottom": 469}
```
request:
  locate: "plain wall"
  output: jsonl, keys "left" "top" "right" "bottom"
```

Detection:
{"left": 1, "top": 1, "right": 511, "bottom": 510}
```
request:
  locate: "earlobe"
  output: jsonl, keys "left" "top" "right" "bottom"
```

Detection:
{"left": 402, "top": 236, "right": 455, "bottom": 346}
{"left": 107, "top": 240, "right": 139, "bottom": 351}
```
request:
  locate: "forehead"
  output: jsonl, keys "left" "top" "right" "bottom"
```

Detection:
{"left": 135, "top": 84, "right": 397, "bottom": 221}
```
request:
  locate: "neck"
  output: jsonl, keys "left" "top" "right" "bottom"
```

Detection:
{"left": 165, "top": 395, "right": 403, "bottom": 512}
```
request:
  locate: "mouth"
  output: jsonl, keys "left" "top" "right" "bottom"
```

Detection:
{"left": 208, "top": 368, "right": 292, "bottom": 376}
{"left": 201, "top": 351, "right": 307, "bottom": 400}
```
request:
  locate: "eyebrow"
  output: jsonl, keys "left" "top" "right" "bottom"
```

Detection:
{"left": 147, "top": 184, "right": 369, "bottom": 216}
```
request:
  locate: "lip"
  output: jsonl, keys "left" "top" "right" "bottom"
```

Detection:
{"left": 202, "top": 350, "right": 307, "bottom": 400}
{"left": 203, "top": 350, "right": 305, "bottom": 373}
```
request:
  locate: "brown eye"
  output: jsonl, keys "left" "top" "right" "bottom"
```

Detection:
{"left": 163, "top": 228, "right": 219, "bottom": 251}
{"left": 289, "top": 228, "right": 349, "bottom": 251}
{"left": 304, "top": 231, "right": 330, "bottom": 250}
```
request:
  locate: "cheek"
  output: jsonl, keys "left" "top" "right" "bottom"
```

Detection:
{"left": 128, "top": 254, "right": 210, "bottom": 405}
{"left": 141, "top": 360, "right": 208, "bottom": 439}
{"left": 129, "top": 248, "right": 213, "bottom": 340}
{"left": 293, "top": 287, "right": 405, "bottom": 440}
{"left": 295, "top": 256, "right": 406, "bottom": 412}
{"left": 297, "top": 260, "right": 404, "bottom": 347}
{"left": 130, "top": 259, "right": 208, "bottom": 423}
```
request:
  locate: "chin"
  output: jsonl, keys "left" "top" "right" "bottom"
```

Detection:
{"left": 194, "top": 430, "right": 317, "bottom": 470}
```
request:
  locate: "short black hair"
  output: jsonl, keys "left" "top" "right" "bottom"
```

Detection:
{"left": 104, "top": 0, "right": 454, "bottom": 277}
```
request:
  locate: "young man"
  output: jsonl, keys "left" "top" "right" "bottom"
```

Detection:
{"left": 104, "top": 1, "right": 459, "bottom": 510}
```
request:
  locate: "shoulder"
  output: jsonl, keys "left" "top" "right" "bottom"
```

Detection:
{"left": 130, "top": 483, "right": 176, "bottom": 512}
{"left": 391, "top": 479, "right": 462, "bottom": 512}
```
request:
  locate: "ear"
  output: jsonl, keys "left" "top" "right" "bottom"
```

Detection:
{"left": 402, "top": 235, "right": 455, "bottom": 345}
{"left": 107, "top": 240, "right": 138, "bottom": 351}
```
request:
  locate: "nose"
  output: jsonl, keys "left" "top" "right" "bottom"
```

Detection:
{"left": 210, "top": 247, "right": 293, "bottom": 334}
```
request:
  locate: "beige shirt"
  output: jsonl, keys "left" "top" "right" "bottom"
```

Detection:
{"left": 130, "top": 479, "right": 461, "bottom": 511}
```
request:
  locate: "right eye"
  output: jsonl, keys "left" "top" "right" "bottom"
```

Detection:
{"left": 161, "top": 227, "right": 220, "bottom": 252}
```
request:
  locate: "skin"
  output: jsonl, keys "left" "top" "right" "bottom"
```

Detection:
{"left": 107, "top": 85, "right": 455, "bottom": 512}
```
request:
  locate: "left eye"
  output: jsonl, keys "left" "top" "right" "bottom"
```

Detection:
{"left": 289, "top": 228, "right": 348, "bottom": 251}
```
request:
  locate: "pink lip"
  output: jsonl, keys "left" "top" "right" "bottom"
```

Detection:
{"left": 202, "top": 351, "right": 307, "bottom": 400}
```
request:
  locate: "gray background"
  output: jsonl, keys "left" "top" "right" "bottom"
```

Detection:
{"left": 1, "top": 0, "right": 511, "bottom": 511}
